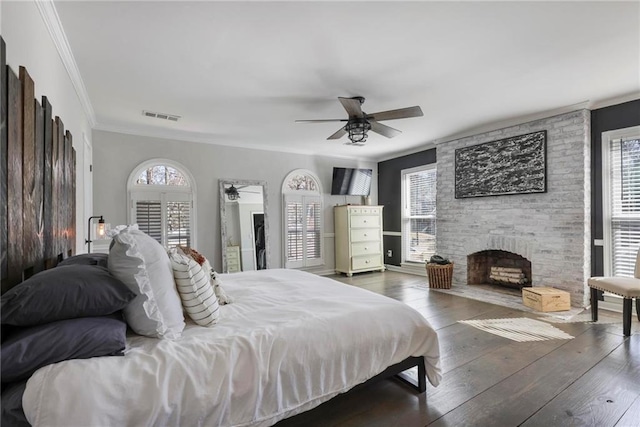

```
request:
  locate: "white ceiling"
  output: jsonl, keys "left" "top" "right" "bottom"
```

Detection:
{"left": 54, "top": 1, "right": 640, "bottom": 161}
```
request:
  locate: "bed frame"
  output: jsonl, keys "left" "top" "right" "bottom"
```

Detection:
{"left": 0, "top": 36, "right": 76, "bottom": 295}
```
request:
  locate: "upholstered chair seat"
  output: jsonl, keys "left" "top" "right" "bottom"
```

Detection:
{"left": 588, "top": 250, "right": 640, "bottom": 337}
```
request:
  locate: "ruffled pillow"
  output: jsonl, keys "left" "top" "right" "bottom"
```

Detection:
{"left": 108, "top": 225, "right": 185, "bottom": 339}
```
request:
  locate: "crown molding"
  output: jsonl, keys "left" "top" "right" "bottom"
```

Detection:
{"left": 35, "top": 0, "right": 97, "bottom": 127}
{"left": 588, "top": 92, "right": 640, "bottom": 111}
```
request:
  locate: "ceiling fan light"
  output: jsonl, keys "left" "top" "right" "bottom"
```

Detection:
{"left": 346, "top": 119, "right": 371, "bottom": 144}
{"left": 225, "top": 185, "right": 240, "bottom": 200}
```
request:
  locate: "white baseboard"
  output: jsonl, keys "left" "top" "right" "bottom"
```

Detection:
{"left": 385, "top": 264, "right": 427, "bottom": 277}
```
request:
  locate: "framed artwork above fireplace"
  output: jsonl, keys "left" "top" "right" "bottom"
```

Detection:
{"left": 454, "top": 130, "right": 547, "bottom": 198}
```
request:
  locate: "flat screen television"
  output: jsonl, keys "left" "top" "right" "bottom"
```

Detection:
{"left": 331, "top": 167, "right": 373, "bottom": 196}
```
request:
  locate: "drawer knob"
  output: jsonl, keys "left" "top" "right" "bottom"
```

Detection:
{"left": 363, "top": 233, "right": 368, "bottom": 237}
{"left": 365, "top": 260, "right": 370, "bottom": 264}
{"left": 363, "top": 220, "right": 367, "bottom": 223}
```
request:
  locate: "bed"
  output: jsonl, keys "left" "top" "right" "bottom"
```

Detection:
{"left": 1, "top": 43, "right": 440, "bottom": 426}
{"left": 19, "top": 268, "right": 440, "bottom": 426}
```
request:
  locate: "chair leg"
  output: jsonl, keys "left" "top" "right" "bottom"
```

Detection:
{"left": 590, "top": 287, "right": 598, "bottom": 322}
{"left": 623, "top": 298, "right": 632, "bottom": 337}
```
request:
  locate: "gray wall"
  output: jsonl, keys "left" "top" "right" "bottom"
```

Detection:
{"left": 92, "top": 130, "right": 376, "bottom": 273}
{"left": 378, "top": 148, "right": 437, "bottom": 265}
{"left": 590, "top": 99, "right": 640, "bottom": 276}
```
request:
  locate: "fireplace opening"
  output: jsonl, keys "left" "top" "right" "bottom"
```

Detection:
{"left": 467, "top": 250, "right": 532, "bottom": 290}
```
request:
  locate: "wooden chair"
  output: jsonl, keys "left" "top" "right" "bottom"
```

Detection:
{"left": 588, "top": 249, "right": 640, "bottom": 336}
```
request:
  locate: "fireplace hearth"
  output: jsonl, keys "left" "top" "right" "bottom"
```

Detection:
{"left": 468, "top": 250, "right": 532, "bottom": 290}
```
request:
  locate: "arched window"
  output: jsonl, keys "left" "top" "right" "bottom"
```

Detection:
{"left": 282, "top": 169, "right": 323, "bottom": 268}
{"left": 128, "top": 159, "right": 196, "bottom": 249}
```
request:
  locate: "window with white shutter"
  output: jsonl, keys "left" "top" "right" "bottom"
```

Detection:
{"left": 282, "top": 170, "right": 323, "bottom": 268}
{"left": 603, "top": 126, "right": 640, "bottom": 277}
{"left": 401, "top": 165, "right": 437, "bottom": 263}
{"left": 128, "top": 160, "right": 196, "bottom": 249}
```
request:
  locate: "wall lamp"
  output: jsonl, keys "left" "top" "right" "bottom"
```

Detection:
{"left": 86, "top": 215, "right": 105, "bottom": 253}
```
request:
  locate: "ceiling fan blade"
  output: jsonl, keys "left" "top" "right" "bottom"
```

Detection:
{"left": 338, "top": 97, "right": 365, "bottom": 119}
{"left": 295, "top": 119, "right": 347, "bottom": 123}
{"left": 327, "top": 126, "right": 347, "bottom": 140}
{"left": 369, "top": 120, "right": 402, "bottom": 138}
{"left": 366, "top": 106, "right": 423, "bottom": 121}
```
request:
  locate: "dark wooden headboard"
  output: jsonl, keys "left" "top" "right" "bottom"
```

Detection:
{"left": 1, "top": 36, "right": 77, "bottom": 293}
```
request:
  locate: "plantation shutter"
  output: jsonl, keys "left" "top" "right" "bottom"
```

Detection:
{"left": 166, "top": 201, "right": 191, "bottom": 248}
{"left": 136, "top": 201, "right": 163, "bottom": 243}
{"left": 286, "top": 198, "right": 304, "bottom": 266}
{"left": 304, "top": 196, "right": 322, "bottom": 266}
{"left": 609, "top": 137, "right": 640, "bottom": 276}
{"left": 403, "top": 166, "right": 437, "bottom": 263}
{"left": 132, "top": 192, "right": 192, "bottom": 249}
{"left": 285, "top": 195, "right": 322, "bottom": 268}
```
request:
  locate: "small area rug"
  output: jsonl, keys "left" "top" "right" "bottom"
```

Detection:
{"left": 458, "top": 318, "right": 575, "bottom": 342}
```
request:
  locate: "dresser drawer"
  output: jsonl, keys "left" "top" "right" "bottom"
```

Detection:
{"left": 351, "top": 241, "right": 380, "bottom": 256}
{"left": 226, "top": 247, "right": 240, "bottom": 260}
{"left": 351, "top": 254, "right": 382, "bottom": 270}
{"left": 227, "top": 260, "right": 241, "bottom": 273}
{"left": 350, "top": 228, "right": 380, "bottom": 242}
{"left": 350, "top": 215, "right": 380, "bottom": 228}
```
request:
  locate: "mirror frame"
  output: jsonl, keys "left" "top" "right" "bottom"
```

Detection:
{"left": 219, "top": 179, "right": 269, "bottom": 273}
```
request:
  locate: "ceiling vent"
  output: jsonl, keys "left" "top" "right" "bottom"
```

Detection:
{"left": 142, "top": 110, "right": 181, "bottom": 122}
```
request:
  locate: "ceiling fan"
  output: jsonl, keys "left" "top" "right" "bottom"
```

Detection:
{"left": 225, "top": 185, "right": 261, "bottom": 201}
{"left": 295, "top": 96, "right": 424, "bottom": 145}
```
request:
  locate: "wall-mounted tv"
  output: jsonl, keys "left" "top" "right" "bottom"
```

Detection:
{"left": 331, "top": 167, "right": 373, "bottom": 196}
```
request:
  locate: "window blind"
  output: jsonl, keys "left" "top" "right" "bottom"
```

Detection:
{"left": 166, "top": 201, "right": 191, "bottom": 248}
{"left": 136, "top": 201, "right": 163, "bottom": 243}
{"left": 286, "top": 200, "right": 303, "bottom": 262}
{"left": 609, "top": 137, "right": 640, "bottom": 276}
{"left": 403, "top": 167, "right": 437, "bottom": 263}
{"left": 305, "top": 199, "right": 321, "bottom": 261}
{"left": 285, "top": 195, "right": 322, "bottom": 268}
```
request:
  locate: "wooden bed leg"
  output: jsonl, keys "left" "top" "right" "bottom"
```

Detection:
{"left": 417, "top": 359, "right": 426, "bottom": 393}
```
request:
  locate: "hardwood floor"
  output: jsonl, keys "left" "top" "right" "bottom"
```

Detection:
{"left": 275, "top": 271, "right": 640, "bottom": 427}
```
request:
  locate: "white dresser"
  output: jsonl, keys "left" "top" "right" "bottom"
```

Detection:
{"left": 334, "top": 205, "right": 384, "bottom": 276}
{"left": 225, "top": 246, "right": 241, "bottom": 273}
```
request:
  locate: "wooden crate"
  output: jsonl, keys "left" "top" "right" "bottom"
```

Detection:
{"left": 426, "top": 263, "right": 454, "bottom": 289}
{"left": 522, "top": 287, "right": 570, "bottom": 312}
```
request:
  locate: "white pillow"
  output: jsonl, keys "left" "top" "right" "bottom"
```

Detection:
{"left": 177, "top": 245, "right": 233, "bottom": 305}
{"left": 209, "top": 268, "right": 233, "bottom": 305}
{"left": 168, "top": 248, "right": 220, "bottom": 327}
{"left": 107, "top": 225, "right": 185, "bottom": 339}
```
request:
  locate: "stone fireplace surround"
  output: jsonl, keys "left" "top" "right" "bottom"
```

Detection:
{"left": 435, "top": 110, "right": 591, "bottom": 307}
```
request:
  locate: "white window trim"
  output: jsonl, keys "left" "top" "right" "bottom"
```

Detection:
{"left": 281, "top": 169, "right": 324, "bottom": 269}
{"left": 601, "top": 125, "right": 640, "bottom": 276}
{"left": 401, "top": 164, "right": 437, "bottom": 265}
{"left": 127, "top": 159, "right": 197, "bottom": 249}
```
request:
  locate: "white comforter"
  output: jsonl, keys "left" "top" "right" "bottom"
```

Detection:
{"left": 23, "top": 269, "right": 441, "bottom": 427}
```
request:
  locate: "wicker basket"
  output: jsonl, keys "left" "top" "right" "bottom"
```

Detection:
{"left": 426, "top": 262, "right": 454, "bottom": 289}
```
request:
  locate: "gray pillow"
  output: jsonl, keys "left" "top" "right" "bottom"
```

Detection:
{"left": 1, "top": 265, "right": 136, "bottom": 326}
{"left": 57, "top": 253, "right": 109, "bottom": 268}
{"left": 1, "top": 381, "right": 29, "bottom": 427}
{"left": 1, "top": 314, "right": 127, "bottom": 383}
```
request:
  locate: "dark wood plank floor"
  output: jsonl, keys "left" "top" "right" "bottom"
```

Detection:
{"left": 275, "top": 271, "right": 640, "bottom": 427}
